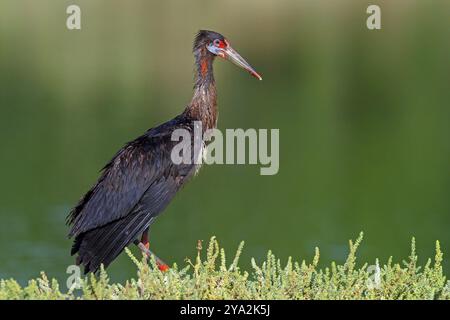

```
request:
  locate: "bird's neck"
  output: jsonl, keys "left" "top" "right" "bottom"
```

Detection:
{"left": 183, "top": 48, "right": 218, "bottom": 131}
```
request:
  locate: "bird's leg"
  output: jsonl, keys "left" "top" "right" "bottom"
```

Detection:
{"left": 136, "top": 242, "right": 169, "bottom": 271}
{"left": 141, "top": 229, "right": 150, "bottom": 250}
{"left": 134, "top": 230, "right": 169, "bottom": 272}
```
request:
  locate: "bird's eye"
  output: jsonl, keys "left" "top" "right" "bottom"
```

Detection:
{"left": 213, "top": 39, "right": 221, "bottom": 47}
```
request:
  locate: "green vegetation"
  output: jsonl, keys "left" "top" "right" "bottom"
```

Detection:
{"left": 1, "top": 234, "right": 448, "bottom": 300}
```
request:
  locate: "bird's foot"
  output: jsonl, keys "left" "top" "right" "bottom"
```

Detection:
{"left": 157, "top": 262, "right": 170, "bottom": 272}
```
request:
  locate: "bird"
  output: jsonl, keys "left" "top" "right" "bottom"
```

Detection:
{"left": 67, "top": 30, "right": 262, "bottom": 274}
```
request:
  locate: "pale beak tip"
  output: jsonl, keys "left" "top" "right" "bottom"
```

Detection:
{"left": 253, "top": 72, "right": 263, "bottom": 81}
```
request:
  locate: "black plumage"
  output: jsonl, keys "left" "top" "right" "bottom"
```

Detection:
{"left": 67, "top": 30, "right": 261, "bottom": 273}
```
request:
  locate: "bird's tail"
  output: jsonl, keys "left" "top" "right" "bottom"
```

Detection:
{"left": 71, "top": 211, "right": 153, "bottom": 274}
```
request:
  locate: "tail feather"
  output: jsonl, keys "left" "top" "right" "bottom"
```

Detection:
{"left": 88, "top": 213, "right": 152, "bottom": 271}
{"left": 72, "top": 211, "right": 154, "bottom": 274}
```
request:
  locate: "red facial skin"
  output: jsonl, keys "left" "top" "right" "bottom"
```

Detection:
{"left": 217, "top": 39, "right": 227, "bottom": 48}
{"left": 201, "top": 39, "right": 228, "bottom": 75}
{"left": 218, "top": 40, "right": 227, "bottom": 57}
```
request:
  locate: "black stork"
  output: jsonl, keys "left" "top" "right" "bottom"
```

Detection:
{"left": 67, "top": 30, "right": 262, "bottom": 273}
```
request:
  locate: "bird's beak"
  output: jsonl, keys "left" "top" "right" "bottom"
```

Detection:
{"left": 222, "top": 46, "right": 262, "bottom": 81}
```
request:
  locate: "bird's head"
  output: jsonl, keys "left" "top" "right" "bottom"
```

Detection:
{"left": 194, "top": 30, "right": 262, "bottom": 81}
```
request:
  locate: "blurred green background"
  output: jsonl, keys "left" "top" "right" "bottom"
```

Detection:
{"left": 0, "top": 0, "right": 449, "bottom": 284}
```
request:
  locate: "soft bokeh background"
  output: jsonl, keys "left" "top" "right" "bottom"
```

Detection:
{"left": 0, "top": 0, "right": 449, "bottom": 284}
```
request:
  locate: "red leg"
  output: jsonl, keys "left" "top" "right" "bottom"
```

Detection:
{"left": 136, "top": 229, "right": 170, "bottom": 272}
{"left": 141, "top": 231, "right": 150, "bottom": 250}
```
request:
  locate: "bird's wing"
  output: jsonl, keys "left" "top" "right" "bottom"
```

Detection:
{"left": 67, "top": 121, "right": 194, "bottom": 238}
{"left": 72, "top": 174, "right": 182, "bottom": 273}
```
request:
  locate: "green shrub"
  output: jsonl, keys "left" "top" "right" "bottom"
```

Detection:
{"left": 0, "top": 233, "right": 448, "bottom": 300}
